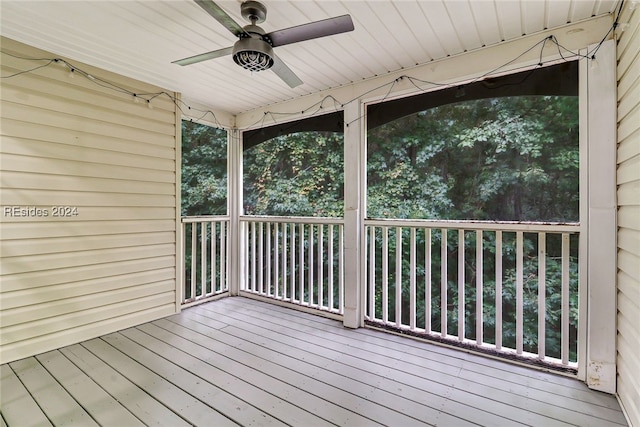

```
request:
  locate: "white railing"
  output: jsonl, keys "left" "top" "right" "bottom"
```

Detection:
{"left": 364, "top": 218, "right": 580, "bottom": 369}
{"left": 181, "top": 216, "right": 230, "bottom": 306}
{"left": 240, "top": 216, "right": 344, "bottom": 316}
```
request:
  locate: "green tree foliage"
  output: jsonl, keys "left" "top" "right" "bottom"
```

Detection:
{"left": 180, "top": 121, "right": 229, "bottom": 298}
{"left": 243, "top": 131, "right": 344, "bottom": 217}
{"left": 181, "top": 121, "right": 228, "bottom": 216}
{"left": 367, "top": 96, "right": 579, "bottom": 221}
{"left": 183, "top": 96, "right": 579, "bottom": 222}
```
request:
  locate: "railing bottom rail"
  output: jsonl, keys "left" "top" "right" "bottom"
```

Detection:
{"left": 239, "top": 290, "right": 344, "bottom": 321}
{"left": 364, "top": 319, "right": 578, "bottom": 375}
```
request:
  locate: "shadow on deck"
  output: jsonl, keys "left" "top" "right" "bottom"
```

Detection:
{"left": 1, "top": 297, "right": 627, "bottom": 426}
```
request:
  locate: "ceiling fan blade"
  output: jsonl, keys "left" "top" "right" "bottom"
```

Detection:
{"left": 173, "top": 46, "right": 234, "bottom": 66}
{"left": 267, "top": 15, "right": 354, "bottom": 47}
{"left": 194, "top": 0, "right": 246, "bottom": 37}
{"left": 271, "top": 55, "right": 303, "bottom": 88}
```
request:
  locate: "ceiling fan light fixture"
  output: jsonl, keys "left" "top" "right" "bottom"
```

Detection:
{"left": 232, "top": 36, "right": 274, "bottom": 72}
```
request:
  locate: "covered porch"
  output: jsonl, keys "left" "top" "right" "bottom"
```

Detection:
{"left": 2, "top": 297, "right": 627, "bottom": 426}
{"left": 1, "top": 0, "right": 639, "bottom": 425}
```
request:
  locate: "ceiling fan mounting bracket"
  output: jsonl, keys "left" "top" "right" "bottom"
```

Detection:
{"left": 241, "top": 1, "right": 267, "bottom": 24}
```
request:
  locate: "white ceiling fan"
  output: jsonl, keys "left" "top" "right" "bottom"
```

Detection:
{"left": 173, "top": 0, "right": 355, "bottom": 88}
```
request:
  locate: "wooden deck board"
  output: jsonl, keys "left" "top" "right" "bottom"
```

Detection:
{"left": 121, "top": 323, "right": 329, "bottom": 426}
{"left": 80, "top": 338, "right": 237, "bottom": 427}
{"left": 106, "top": 328, "right": 287, "bottom": 427}
{"left": 1, "top": 296, "right": 628, "bottom": 427}
{"left": 0, "top": 364, "right": 51, "bottom": 427}
{"left": 59, "top": 344, "right": 191, "bottom": 426}
{"left": 9, "top": 357, "right": 98, "bottom": 426}
{"left": 34, "top": 350, "right": 144, "bottom": 427}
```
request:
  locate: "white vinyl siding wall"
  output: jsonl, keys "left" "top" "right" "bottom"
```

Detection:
{"left": 0, "top": 37, "right": 180, "bottom": 364}
{"left": 616, "top": 4, "right": 640, "bottom": 426}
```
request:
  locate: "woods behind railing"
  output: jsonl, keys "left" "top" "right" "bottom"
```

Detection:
{"left": 365, "top": 219, "right": 580, "bottom": 368}
{"left": 182, "top": 216, "right": 230, "bottom": 306}
{"left": 182, "top": 216, "right": 580, "bottom": 368}
{"left": 241, "top": 216, "right": 345, "bottom": 315}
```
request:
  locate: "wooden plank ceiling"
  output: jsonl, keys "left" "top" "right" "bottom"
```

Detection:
{"left": 0, "top": 1, "right": 619, "bottom": 117}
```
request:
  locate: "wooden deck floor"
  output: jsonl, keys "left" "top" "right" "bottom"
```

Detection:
{"left": 1, "top": 296, "right": 627, "bottom": 427}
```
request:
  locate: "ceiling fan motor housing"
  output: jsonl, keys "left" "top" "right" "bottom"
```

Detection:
{"left": 232, "top": 24, "right": 274, "bottom": 72}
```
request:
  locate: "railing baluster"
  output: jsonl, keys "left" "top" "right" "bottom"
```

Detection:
{"left": 369, "top": 226, "right": 376, "bottom": 319}
{"left": 266, "top": 222, "right": 272, "bottom": 296}
{"left": 476, "top": 230, "right": 483, "bottom": 346}
{"left": 441, "top": 228, "right": 447, "bottom": 338}
{"left": 290, "top": 223, "right": 295, "bottom": 301}
{"left": 282, "top": 222, "right": 287, "bottom": 300}
{"left": 241, "top": 222, "right": 246, "bottom": 290}
{"left": 561, "top": 233, "right": 570, "bottom": 365}
{"left": 274, "top": 222, "right": 279, "bottom": 298}
{"left": 259, "top": 222, "right": 264, "bottom": 295}
{"left": 201, "top": 222, "right": 207, "bottom": 298}
{"left": 211, "top": 222, "right": 217, "bottom": 293}
{"left": 495, "top": 230, "right": 503, "bottom": 351}
{"left": 251, "top": 222, "right": 256, "bottom": 292}
{"left": 299, "top": 223, "right": 304, "bottom": 304}
{"left": 458, "top": 229, "right": 465, "bottom": 341}
{"left": 191, "top": 222, "right": 197, "bottom": 300}
{"left": 382, "top": 226, "right": 389, "bottom": 324}
{"left": 220, "top": 221, "right": 225, "bottom": 293}
{"left": 538, "top": 232, "right": 546, "bottom": 360}
{"left": 425, "top": 228, "right": 432, "bottom": 332}
{"left": 181, "top": 222, "right": 186, "bottom": 301}
{"left": 516, "top": 231, "right": 524, "bottom": 355}
{"left": 308, "top": 224, "right": 314, "bottom": 306}
{"left": 242, "top": 221, "right": 248, "bottom": 291}
{"left": 339, "top": 224, "right": 344, "bottom": 314}
{"left": 396, "top": 226, "right": 403, "bottom": 327}
{"left": 410, "top": 227, "right": 417, "bottom": 330}
{"left": 220, "top": 221, "right": 226, "bottom": 292}
{"left": 328, "top": 224, "right": 334, "bottom": 311}
{"left": 319, "top": 225, "right": 324, "bottom": 309}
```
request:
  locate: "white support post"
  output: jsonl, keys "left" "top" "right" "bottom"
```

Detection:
{"left": 228, "top": 128, "right": 243, "bottom": 296}
{"left": 342, "top": 101, "right": 365, "bottom": 328}
{"left": 581, "top": 39, "right": 617, "bottom": 393}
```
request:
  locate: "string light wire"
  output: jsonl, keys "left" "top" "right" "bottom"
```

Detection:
{"left": 589, "top": 0, "right": 625, "bottom": 60}
{"left": 1, "top": 52, "right": 222, "bottom": 127}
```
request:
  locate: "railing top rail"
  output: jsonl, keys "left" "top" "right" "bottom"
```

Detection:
{"left": 182, "top": 215, "right": 231, "bottom": 223}
{"left": 365, "top": 217, "right": 580, "bottom": 233}
{"left": 240, "top": 215, "right": 345, "bottom": 225}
